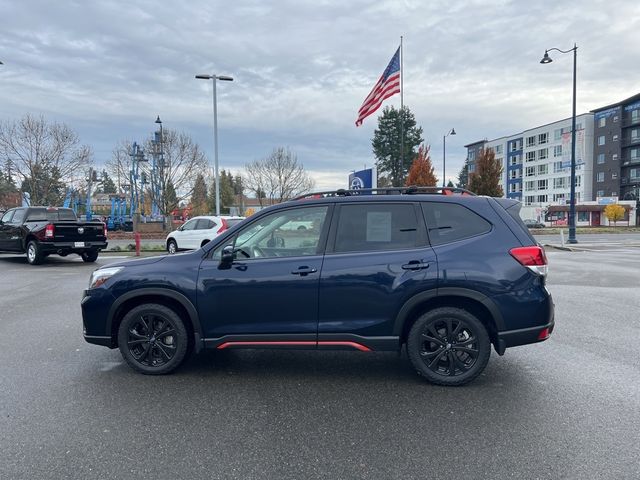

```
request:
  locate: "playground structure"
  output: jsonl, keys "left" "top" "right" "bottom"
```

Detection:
{"left": 107, "top": 117, "right": 166, "bottom": 231}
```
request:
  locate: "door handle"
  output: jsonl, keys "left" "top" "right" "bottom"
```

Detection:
{"left": 402, "top": 261, "right": 430, "bottom": 270}
{"left": 291, "top": 266, "right": 318, "bottom": 276}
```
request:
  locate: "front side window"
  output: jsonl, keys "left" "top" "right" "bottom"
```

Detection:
{"left": 229, "top": 206, "right": 328, "bottom": 259}
{"left": 422, "top": 202, "right": 491, "bottom": 246}
{"left": 334, "top": 204, "right": 419, "bottom": 253}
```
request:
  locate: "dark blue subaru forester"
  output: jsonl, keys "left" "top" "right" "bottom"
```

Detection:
{"left": 82, "top": 187, "right": 554, "bottom": 386}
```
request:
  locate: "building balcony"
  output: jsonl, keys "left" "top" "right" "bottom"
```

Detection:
{"left": 622, "top": 116, "right": 640, "bottom": 128}
{"left": 622, "top": 157, "right": 640, "bottom": 167}
{"left": 622, "top": 137, "right": 640, "bottom": 148}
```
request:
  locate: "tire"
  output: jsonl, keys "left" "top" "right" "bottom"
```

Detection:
{"left": 26, "top": 240, "right": 44, "bottom": 265}
{"left": 407, "top": 307, "right": 491, "bottom": 386}
{"left": 81, "top": 249, "right": 99, "bottom": 263}
{"left": 167, "top": 239, "right": 177, "bottom": 254}
{"left": 117, "top": 303, "right": 188, "bottom": 375}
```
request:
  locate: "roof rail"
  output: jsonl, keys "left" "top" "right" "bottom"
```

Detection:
{"left": 291, "top": 186, "right": 476, "bottom": 201}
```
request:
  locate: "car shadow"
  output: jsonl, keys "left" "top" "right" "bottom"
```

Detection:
{"left": 0, "top": 253, "right": 85, "bottom": 267}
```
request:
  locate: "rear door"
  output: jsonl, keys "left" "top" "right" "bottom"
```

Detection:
{"left": 318, "top": 202, "right": 438, "bottom": 342}
{"left": 4, "top": 208, "right": 26, "bottom": 251}
{"left": 0, "top": 209, "right": 16, "bottom": 250}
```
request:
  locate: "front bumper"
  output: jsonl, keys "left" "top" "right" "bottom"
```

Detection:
{"left": 81, "top": 288, "right": 117, "bottom": 348}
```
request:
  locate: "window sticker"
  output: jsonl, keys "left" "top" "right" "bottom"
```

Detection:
{"left": 366, "top": 211, "right": 392, "bottom": 242}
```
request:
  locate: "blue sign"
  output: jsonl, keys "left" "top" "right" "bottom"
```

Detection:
{"left": 348, "top": 168, "right": 374, "bottom": 190}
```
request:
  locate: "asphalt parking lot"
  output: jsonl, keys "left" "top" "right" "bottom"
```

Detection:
{"left": 0, "top": 248, "right": 639, "bottom": 479}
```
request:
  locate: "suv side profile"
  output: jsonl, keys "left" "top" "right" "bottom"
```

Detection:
{"left": 165, "top": 215, "right": 245, "bottom": 254}
{"left": 82, "top": 188, "right": 554, "bottom": 386}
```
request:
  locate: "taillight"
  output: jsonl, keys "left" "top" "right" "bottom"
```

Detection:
{"left": 45, "top": 224, "right": 55, "bottom": 239}
{"left": 509, "top": 246, "right": 548, "bottom": 277}
{"left": 217, "top": 218, "right": 229, "bottom": 234}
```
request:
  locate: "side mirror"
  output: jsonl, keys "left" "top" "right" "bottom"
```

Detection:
{"left": 219, "top": 245, "right": 235, "bottom": 269}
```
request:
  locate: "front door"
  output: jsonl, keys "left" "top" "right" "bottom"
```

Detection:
{"left": 592, "top": 211, "right": 601, "bottom": 226}
{"left": 196, "top": 205, "right": 331, "bottom": 339}
{"left": 0, "top": 209, "right": 16, "bottom": 250}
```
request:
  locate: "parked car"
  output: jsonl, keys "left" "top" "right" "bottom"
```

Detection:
{"left": 0, "top": 206, "right": 107, "bottom": 265}
{"left": 82, "top": 187, "right": 553, "bottom": 386}
{"left": 165, "top": 215, "right": 245, "bottom": 254}
{"left": 523, "top": 219, "right": 545, "bottom": 229}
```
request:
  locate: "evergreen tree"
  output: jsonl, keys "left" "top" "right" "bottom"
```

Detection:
{"left": 99, "top": 171, "right": 117, "bottom": 194}
{"left": 372, "top": 106, "right": 424, "bottom": 186}
{"left": 405, "top": 144, "right": 438, "bottom": 187}
{"left": 447, "top": 180, "right": 455, "bottom": 188}
{"left": 457, "top": 161, "right": 469, "bottom": 189}
{"left": 20, "top": 165, "right": 66, "bottom": 206}
{"left": 190, "top": 173, "right": 208, "bottom": 216}
{"left": 208, "top": 170, "right": 237, "bottom": 214}
{"left": 468, "top": 149, "right": 504, "bottom": 197}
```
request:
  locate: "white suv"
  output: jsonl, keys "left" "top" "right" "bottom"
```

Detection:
{"left": 166, "top": 215, "right": 245, "bottom": 254}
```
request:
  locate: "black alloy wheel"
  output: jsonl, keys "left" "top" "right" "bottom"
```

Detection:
{"left": 117, "top": 304, "right": 188, "bottom": 375}
{"left": 407, "top": 307, "right": 491, "bottom": 386}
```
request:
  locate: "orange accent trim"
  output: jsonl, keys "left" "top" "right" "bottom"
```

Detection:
{"left": 318, "top": 341, "right": 372, "bottom": 352}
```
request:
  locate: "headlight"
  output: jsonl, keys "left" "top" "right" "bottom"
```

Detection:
{"left": 88, "top": 267, "right": 123, "bottom": 289}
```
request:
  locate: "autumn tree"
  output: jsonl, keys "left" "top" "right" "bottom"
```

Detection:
{"left": 372, "top": 106, "right": 424, "bottom": 186}
{"left": 0, "top": 114, "right": 92, "bottom": 205}
{"left": 405, "top": 144, "right": 437, "bottom": 187}
{"left": 603, "top": 203, "right": 625, "bottom": 226}
{"left": 190, "top": 173, "right": 209, "bottom": 216}
{"left": 244, "top": 147, "right": 314, "bottom": 205}
{"left": 468, "top": 148, "right": 504, "bottom": 197}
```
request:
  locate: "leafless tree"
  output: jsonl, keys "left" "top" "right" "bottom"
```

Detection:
{"left": 0, "top": 114, "right": 92, "bottom": 205}
{"left": 143, "top": 129, "right": 209, "bottom": 215}
{"left": 106, "top": 139, "right": 134, "bottom": 193}
{"left": 245, "top": 147, "right": 315, "bottom": 205}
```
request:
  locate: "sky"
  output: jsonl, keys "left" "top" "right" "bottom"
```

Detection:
{"left": 1, "top": 0, "right": 639, "bottom": 191}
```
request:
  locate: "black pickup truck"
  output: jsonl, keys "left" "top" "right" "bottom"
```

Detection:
{"left": 0, "top": 206, "right": 108, "bottom": 265}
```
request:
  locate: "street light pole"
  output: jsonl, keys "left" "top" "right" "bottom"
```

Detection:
{"left": 541, "top": 44, "right": 578, "bottom": 244}
{"left": 443, "top": 128, "right": 456, "bottom": 187}
{"left": 196, "top": 74, "right": 234, "bottom": 216}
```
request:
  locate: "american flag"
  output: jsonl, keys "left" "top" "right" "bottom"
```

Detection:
{"left": 355, "top": 47, "right": 401, "bottom": 127}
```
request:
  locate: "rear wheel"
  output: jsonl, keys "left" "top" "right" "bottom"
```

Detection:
{"left": 167, "top": 239, "right": 177, "bottom": 254}
{"left": 80, "top": 249, "right": 99, "bottom": 262}
{"left": 407, "top": 307, "right": 491, "bottom": 386}
{"left": 117, "top": 303, "right": 188, "bottom": 375}
{"left": 26, "top": 240, "right": 44, "bottom": 265}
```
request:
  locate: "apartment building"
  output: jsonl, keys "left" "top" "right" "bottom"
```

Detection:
{"left": 464, "top": 113, "right": 594, "bottom": 209}
{"left": 591, "top": 93, "right": 640, "bottom": 202}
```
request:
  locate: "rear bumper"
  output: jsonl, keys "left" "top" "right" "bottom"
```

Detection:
{"left": 41, "top": 241, "right": 108, "bottom": 253}
{"left": 497, "top": 319, "right": 555, "bottom": 353}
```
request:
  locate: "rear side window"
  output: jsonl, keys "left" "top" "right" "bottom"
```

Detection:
{"left": 334, "top": 204, "right": 420, "bottom": 253}
{"left": 1, "top": 210, "right": 14, "bottom": 223}
{"left": 11, "top": 209, "right": 26, "bottom": 224}
{"left": 197, "top": 219, "right": 216, "bottom": 230}
{"left": 422, "top": 202, "right": 491, "bottom": 246}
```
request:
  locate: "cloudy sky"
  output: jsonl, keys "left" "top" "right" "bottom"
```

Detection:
{"left": 1, "top": 0, "right": 639, "bottom": 190}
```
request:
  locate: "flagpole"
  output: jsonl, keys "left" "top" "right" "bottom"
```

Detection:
{"left": 399, "top": 35, "right": 404, "bottom": 186}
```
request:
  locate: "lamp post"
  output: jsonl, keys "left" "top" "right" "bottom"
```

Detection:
{"left": 540, "top": 44, "right": 578, "bottom": 243}
{"left": 442, "top": 128, "right": 456, "bottom": 187}
{"left": 195, "top": 73, "right": 234, "bottom": 216}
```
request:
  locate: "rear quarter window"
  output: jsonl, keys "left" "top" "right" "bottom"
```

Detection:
{"left": 421, "top": 202, "right": 491, "bottom": 246}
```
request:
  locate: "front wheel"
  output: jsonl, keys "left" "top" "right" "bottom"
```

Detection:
{"left": 26, "top": 240, "right": 44, "bottom": 265}
{"left": 407, "top": 307, "right": 491, "bottom": 386}
{"left": 117, "top": 303, "right": 189, "bottom": 375}
{"left": 81, "top": 249, "right": 99, "bottom": 262}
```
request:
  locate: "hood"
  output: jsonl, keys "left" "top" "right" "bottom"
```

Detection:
{"left": 101, "top": 255, "right": 167, "bottom": 269}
